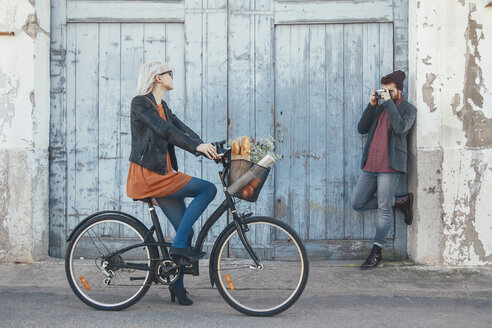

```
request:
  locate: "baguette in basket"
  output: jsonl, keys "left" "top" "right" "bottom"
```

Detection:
{"left": 230, "top": 136, "right": 251, "bottom": 182}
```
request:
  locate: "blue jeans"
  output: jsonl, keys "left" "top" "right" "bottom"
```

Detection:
{"left": 351, "top": 171, "right": 401, "bottom": 247}
{"left": 154, "top": 177, "right": 217, "bottom": 289}
{"left": 155, "top": 177, "right": 217, "bottom": 248}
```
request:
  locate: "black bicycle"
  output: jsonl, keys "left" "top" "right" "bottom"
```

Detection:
{"left": 65, "top": 141, "right": 309, "bottom": 316}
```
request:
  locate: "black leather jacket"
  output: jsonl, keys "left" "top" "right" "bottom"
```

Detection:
{"left": 129, "top": 93, "right": 203, "bottom": 175}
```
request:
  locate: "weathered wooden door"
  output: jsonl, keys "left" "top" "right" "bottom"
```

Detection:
{"left": 49, "top": 0, "right": 408, "bottom": 259}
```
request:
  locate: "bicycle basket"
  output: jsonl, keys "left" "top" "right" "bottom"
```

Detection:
{"left": 226, "top": 159, "right": 271, "bottom": 202}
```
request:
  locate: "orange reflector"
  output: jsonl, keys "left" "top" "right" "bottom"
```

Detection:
{"left": 224, "top": 273, "right": 234, "bottom": 291}
{"left": 80, "top": 276, "right": 91, "bottom": 291}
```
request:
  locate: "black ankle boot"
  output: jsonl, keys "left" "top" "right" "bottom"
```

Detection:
{"left": 169, "top": 284, "right": 193, "bottom": 306}
{"left": 360, "top": 245, "right": 383, "bottom": 270}
{"left": 169, "top": 246, "right": 206, "bottom": 262}
{"left": 394, "top": 193, "right": 413, "bottom": 225}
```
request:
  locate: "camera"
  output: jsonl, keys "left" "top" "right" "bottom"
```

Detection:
{"left": 374, "top": 89, "right": 387, "bottom": 99}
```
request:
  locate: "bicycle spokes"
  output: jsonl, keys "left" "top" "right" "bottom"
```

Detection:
{"left": 214, "top": 219, "right": 308, "bottom": 315}
{"left": 68, "top": 219, "right": 153, "bottom": 308}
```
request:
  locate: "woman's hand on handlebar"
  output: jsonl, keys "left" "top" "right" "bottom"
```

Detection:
{"left": 196, "top": 143, "right": 219, "bottom": 160}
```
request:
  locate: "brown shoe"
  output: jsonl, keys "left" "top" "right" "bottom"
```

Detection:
{"left": 394, "top": 193, "right": 413, "bottom": 225}
{"left": 360, "top": 245, "right": 383, "bottom": 270}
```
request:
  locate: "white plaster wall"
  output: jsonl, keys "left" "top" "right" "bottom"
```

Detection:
{"left": 409, "top": 0, "right": 492, "bottom": 266}
{"left": 0, "top": 0, "right": 50, "bottom": 262}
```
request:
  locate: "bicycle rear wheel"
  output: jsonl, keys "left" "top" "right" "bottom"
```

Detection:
{"left": 65, "top": 213, "right": 158, "bottom": 310}
{"left": 212, "top": 217, "right": 309, "bottom": 316}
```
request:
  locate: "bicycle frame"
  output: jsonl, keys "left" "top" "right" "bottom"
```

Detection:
{"left": 98, "top": 142, "right": 262, "bottom": 274}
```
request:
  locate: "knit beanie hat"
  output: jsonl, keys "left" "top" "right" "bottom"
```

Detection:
{"left": 381, "top": 70, "right": 406, "bottom": 90}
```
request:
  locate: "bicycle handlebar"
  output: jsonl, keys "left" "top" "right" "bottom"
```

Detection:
{"left": 196, "top": 140, "right": 229, "bottom": 164}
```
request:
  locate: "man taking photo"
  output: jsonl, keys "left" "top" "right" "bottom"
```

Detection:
{"left": 351, "top": 70, "right": 417, "bottom": 270}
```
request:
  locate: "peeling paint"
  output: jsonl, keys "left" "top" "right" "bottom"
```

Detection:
{"left": 451, "top": 93, "right": 461, "bottom": 114}
{"left": 454, "top": 3, "right": 492, "bottom": 147}
{"left": 28, "top": 0, "right": 35, "bottom": 7}
{"left": 30, "top": 89, "right": 35, "bottom": 117}
{"left": 22, "top": 14, "right": 49, "bottom": 39}
{"left": 422, "top": 73, "right": 437, "bottom": 112}
{"left": 421, "top": 55, "right": 432, "bottom": 65}
{"left": 0, "top": 72, "right": 20, "bottom": 142}
{"left": 309, "top": 201, "right": 339, "bottom": 215}
{"left": 276, "top": 198, "right": 286, "bottom": 218}
{"left": 0, "top": 152, "right": 11, "bottom": 260}
{"left": 443, "top": 151, "right": 491, "bottom": 264}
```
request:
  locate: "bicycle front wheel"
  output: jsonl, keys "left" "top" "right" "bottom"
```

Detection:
{"left": 212, "top": 217, "right": 309, "bottom": 316}
{"left": 65, "top": 213, "right": 158, "bottom": 310}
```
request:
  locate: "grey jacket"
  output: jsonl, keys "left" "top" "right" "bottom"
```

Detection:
{"left": 358, "top": 99, "right": 417, "bottom": 174}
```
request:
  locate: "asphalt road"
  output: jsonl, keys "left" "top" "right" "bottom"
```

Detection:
{"left": 0, "top": 259, "right": 491, "bottom": 328}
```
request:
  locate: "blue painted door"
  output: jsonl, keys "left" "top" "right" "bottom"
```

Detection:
{"left": 49, "top": 0, "right": 408, "bottom": 259}
{"left": 274, "top": 22, "right": 408, "bottom": 259}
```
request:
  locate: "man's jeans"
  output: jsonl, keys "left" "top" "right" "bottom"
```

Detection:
{"left": 351, "top": 170, "right": 401, "bottom": 247}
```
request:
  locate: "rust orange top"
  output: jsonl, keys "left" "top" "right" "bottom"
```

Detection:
{"left": 126, "top": 103, "right": 192, "bottom": 199}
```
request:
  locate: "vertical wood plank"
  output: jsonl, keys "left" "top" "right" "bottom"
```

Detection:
{"left": 308, "top": 25, "right": 327, "bottom": 240}
{"left": 120, "top": 23, "right": 145, "bottom": 227}
{"left": 49, "top": 0, "right": 68, "bottom": 257}
{"left": 98, "top": 23, "right": 121, "bottom": 213}
{"left": 164, "top": 23, "right": 187, "bottom": 238}
{"left": 65, "top": 23, "right": 78, "bottom": 237}
{"left": 324, "top": 24, "right": 345, "bottom": 240}
{"left": 393, "top": 0, "right": 408, "bottom": 87}
{"left": 142, "top": 23, "right": 173, "bottom": 237}
{"left": 164, "top": 23, "right": 186, "bottom": 120}
{"left": 184, "top": 3, "right": 205, "bottom": 246}
{"left": 378, "top": 21, "right": 396, "bottom": 244}
{"left": 228, "top": 13, "right": 254, "bottom": 139}
{"left": 73, "top": 23, "right": 100, "bottom": 230}
{"left": 343, "top": 24, "right": 364, "bottom": 240}
{"left": 143, "top": 23, "right": 166, "bottom": 64}
{"left": 291, "top": 25, "right": 310, "bottom": 240}
{"left": 379, "top": 22, "right": 394, "bottom": 78}
{"left": 200, "top": 7, "right": 228, "bottom": 245}
{"left": 274, "top": 25, "right": 291, "bottom": 233}
{"left": 253, "top": 8, "right": 275, "bottom": 243}
{"left": 361, "top": 23, "right": 380, "bottom": 240}
{"left": 228, "top": 1, "right": 255, "bottom": 230}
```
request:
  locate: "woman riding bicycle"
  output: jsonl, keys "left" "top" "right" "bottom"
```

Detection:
{"left": 126, "top": 61, "right": 218, "bottom": 305}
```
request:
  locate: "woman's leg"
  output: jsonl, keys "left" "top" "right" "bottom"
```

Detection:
{"left": 161, "top": 177, "right": 217, "bottom": 248}
{"left": 154, "top": 197, "right": 194, "bottom": 245}
{"left": 154, "top": 197, "right": 189, "bottom": 290}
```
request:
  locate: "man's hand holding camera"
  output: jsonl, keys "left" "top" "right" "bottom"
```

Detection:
{"left": 369, "top": 88, "right": 391, "bottom": 106}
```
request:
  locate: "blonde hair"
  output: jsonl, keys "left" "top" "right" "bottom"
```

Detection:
{"left": 137, "top": 61, "right": 167, "bottom": 95}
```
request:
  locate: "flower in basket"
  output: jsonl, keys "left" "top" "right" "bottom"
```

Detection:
{"left": 250, "top": 135, "right": 282, "bottom": 164}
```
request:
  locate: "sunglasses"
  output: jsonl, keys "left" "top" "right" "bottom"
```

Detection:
{"left": 156, "top": 70, "right": 173, "bottom": 79}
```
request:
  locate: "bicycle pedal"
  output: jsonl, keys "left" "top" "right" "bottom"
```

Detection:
{"left": 170, "top": 254, "right": 191, "bottom": 266}
{"left": 178, "top": 258, "right": 191, "bottom": 266}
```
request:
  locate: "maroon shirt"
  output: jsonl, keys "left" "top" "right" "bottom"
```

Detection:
{"left": 363, "top": 97, "right": 404, "bottom": 173}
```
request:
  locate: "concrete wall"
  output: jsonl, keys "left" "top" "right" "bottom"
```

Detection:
{"left": 0, "top": 0, "right": 50, "bottom": 262}
{"left": 408, "top": 0, "right": 492, "bottom": 265}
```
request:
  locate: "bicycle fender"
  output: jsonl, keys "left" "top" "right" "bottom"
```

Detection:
{"left": 208, "top": 216, "right": 273, "bottom": 287}
{"left": 66, "top": 211, "right": 149, "bottom": 242}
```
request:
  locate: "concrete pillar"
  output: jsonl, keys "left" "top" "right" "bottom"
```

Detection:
{"left": 408, "top": 0, "right": 492, "bottom": 266}
{"left": 0, "top": 0, "right": 50, "bottom": 262}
